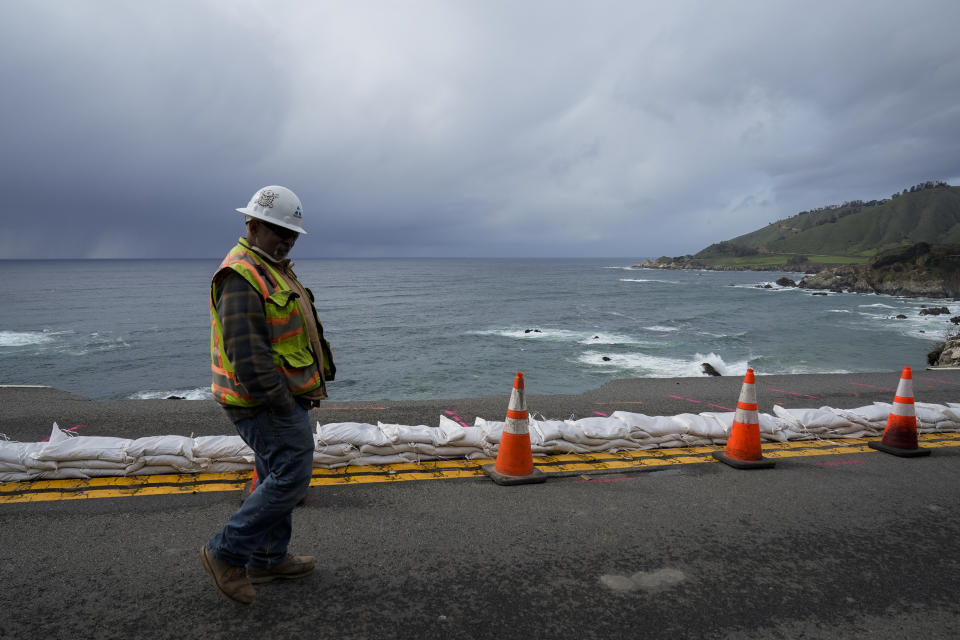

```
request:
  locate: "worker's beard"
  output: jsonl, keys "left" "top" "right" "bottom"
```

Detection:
{"left": 271, "top": 243, "right": 292, "bottom": 261}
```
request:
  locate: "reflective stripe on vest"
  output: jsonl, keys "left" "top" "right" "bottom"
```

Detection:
{"left": 209, "top": 239, "right": 324, "bottom": 407}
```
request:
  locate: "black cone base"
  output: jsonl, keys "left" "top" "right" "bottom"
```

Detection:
{"left": 868, "top": 441, "right": 931, "bottom": 458}
{"left": 482, "top": 463, "right": 547, "bottom": 485}
{"left": 712, "top": 450, "right": 775, "bottom": 469}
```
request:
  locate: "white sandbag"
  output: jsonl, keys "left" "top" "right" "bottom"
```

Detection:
{"left": 378, "top": 421, "right": 465, "bottom": 446}
{"left": 359, "top": 443, "right": 416, "bottom": 455}
{"left": 532, "top": 441, "right": 596, "bottom": 454}
{"left": 317, "top": 422, "right": 394, "bottom": 447}
{"left": 833, "top": 404, "right": 890, "bottom": 427}
{"left": 313, "top": 461, "right": 350, "bottom": 470}
{"left": 768, "top": 407, "right": 852, "bottom": 433}
{"left": 32, "top": 468, "right": 92, "bottom": 480}
{"left": 410, "top": 444, "right": 483, "bottom": 458}
{"left": 614, "top": 413, "right": 699, "bottom": 438}
{"left": 554, "top": 420, "right": 621, "bottom": 445}
{"left": 437, "top": 416, "right": 488, "bottom": 448}
{"left": 350, "top": 453, "right": 419, "bottom": 466}
{"left": 32, "top": 435, "right": 133, "bottom": 464}
{"left": 57, "top": 459, "right": 129, "bottom": 471}
{"left": 313, "top": 451, "right": 358, "bottom": 466}
{"left": 0, "top": 442, "right": 56, "bottom": 471}
{"left": 473, "top": 418, "right": 504, "bottom": 443}
{"left": 0, "top": 470, "right": 34, "bottom": 482}
{"left": 126, "top": 435, "right": 198, "bottom": 461}
{"left": 529, "top": 418, "right": 565, "bottom": 443}
{"left": 193, "top": 435, "right": 252, "bottom": 460}
{"left": 700, "top": 412, "right": 792, "bottom": 442}
{"left": 916, "top": 402, "right": 960, "bottom": 430}
{"left": 204, "top": 461, "right": 254, "bottom": 473}
{"left": 569, "top": 416, "right": 632, "bottom": 440}
{"left": 126, "top": 466, "right": 181, "bottom": 476}
{"left": 133, "top": 455, "right": 208, "bottom": 473}
{"left": 315, "top": 443, "right": 357, "bottom": 457}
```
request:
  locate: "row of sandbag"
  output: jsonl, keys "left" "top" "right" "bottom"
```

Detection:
{"left": 1, "top": 402, "right": 959, "bottom": 482}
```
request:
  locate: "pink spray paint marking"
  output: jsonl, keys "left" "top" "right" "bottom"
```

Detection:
{"left": 707, "top": 403, "right": 735, "bottom": 411}
{"left": 918, "top": 376, "right": 960, "bottom": 388}
{"left": 769, "top": 387, "right": 820, "bottom": 399}
{"left": 444, "top": 409, "right": 472, "bottom": 428}
{"left": 850, "top": 382, "right": 896, "bottom": 393}
{"left": 670, "top": 395, "right": 732, "bottom": 411}
{"left": 593, "top": 411, "right": 609, "bottom": 417}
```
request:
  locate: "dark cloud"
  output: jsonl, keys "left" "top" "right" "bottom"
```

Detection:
{"left": 1, "top": 0, "right": 959, "bottom": 259}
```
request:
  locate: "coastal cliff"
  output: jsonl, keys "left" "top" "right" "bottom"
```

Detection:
{"left": 796, "top": 243, "right": 960, "bottom": 298}
{"left": 639, "top": 243, "right": 960, "bottom": 299}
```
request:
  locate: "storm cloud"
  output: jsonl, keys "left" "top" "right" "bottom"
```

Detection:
{"left": 2, "top": 0, "right": 958, "bottom": 258}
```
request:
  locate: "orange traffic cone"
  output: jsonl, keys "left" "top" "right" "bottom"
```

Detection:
{"left": 868, "top": 366, "right": 930, "bottom": 457}
{"left": 712, "top": 369, "right": 775, "bottom": 469}
{"left": 483, "top": 372, "right": 546, "bottom": 485}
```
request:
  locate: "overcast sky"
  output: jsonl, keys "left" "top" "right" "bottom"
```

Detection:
{"left": 2, "top": 0, "right": 958, "bottom": 259}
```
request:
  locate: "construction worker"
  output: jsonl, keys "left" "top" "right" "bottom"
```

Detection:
{"left": 201, "top": 185, "right": 335, "bottom": 605}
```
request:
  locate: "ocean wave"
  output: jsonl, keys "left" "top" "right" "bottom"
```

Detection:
{"left": 619, "top": 278, "right": 681, "bottom": 285}
{"left": 732, "top": 282, "right": 798, "bottom": 291}
{"left": 577, "top": 333, "right": 654, "bottom": 345}
{"left": 470, "top": 328, "right": 585, "bottom": 341}
{"left": 64, "top": 333, "right": 131, "bottom": 356}
{"left": 0, "top": 330, "right": 58, "bottom": 347}
{"left": 128, "top": 387, "right": 211, "bottom": 400}
{"left": 645, "top": 325, "right": 679, "bottom": 333}
{"left": 471, "top": 327, "right": 658, "bottom": 346}
{"left": 577, "top": 350, "right": 751, "bottom": 378}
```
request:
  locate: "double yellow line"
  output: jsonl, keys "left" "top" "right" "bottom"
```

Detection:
{"left": 2, "top": 433, "right": 958, "bottom": 504}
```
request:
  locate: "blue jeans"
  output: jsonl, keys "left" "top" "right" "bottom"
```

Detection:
{"left": 206, "top": 404, "right": 315, "bottom": 569}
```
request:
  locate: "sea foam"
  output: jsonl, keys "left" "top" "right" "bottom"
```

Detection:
{"left": 0, "top": 331, "right": 57, "bottom": 347}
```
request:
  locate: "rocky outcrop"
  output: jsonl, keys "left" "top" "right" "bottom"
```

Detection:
{"left": 920, "top": 306, "right": 951, "bottom": 316}
{"left": 796, "top": 244, "right": 960, "bottom": 298}
{"left": 929, "top": 335, "right": 960, "bottom": 367}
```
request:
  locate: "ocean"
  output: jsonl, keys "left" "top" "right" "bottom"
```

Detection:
{"left": 0, "top": 258, "right": 954, "bottom": 402}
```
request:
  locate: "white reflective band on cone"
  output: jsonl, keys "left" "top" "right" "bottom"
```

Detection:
{"left": 503, "top": 386, "right": 529, "bottom": 435}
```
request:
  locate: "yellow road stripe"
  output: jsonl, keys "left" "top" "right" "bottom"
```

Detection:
{"left": 2, "top": 433, "right": 958, "bottom": 503}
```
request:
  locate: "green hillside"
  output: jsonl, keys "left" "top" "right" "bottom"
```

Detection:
{"left": 696, "top": 182, "right": 960, "bottom": 260}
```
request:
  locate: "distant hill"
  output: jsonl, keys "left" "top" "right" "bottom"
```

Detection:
{"left": 695, "top": 181, "right": 960, "bottom": 260}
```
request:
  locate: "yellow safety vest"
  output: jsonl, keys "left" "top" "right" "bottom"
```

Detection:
{"left": 210, "top": 239, "right": 330, "bottom": 407}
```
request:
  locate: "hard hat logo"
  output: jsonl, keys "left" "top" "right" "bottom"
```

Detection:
{"left": 255, "top": 190, "right": 280, "bottom": 208}
{"left": 235, "top": 185, "right": 308, "bottom": 235}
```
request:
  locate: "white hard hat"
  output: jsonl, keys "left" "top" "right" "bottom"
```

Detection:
{"left": 235, "top": 185, "right": 307, "bottom": 235}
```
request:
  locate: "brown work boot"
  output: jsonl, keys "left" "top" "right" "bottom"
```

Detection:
{"left": 200, "top": 546, "right": 255, "bottom": 605}
{"left": 247, "top": 554, "right": 315, "bottom": 584}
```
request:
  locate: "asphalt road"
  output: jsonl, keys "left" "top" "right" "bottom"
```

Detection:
{"left": 1, "top": 371, "right": 959, "bottom": 639}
